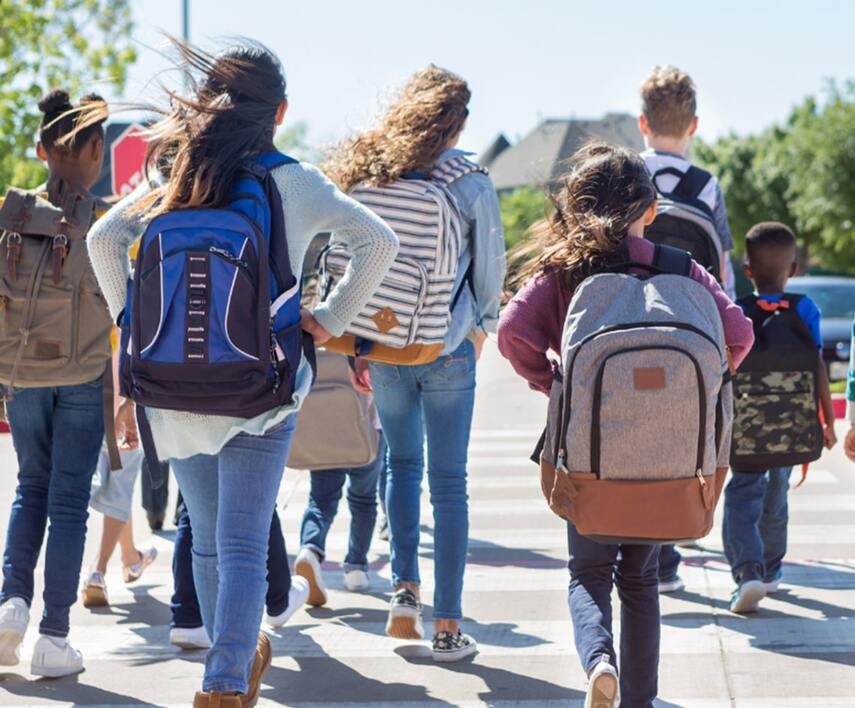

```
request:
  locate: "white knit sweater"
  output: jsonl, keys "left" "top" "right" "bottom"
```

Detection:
{"left": 87, "top": 161, "right": 398, "bottom": 460}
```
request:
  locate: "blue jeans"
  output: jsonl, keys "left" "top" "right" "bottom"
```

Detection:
{"left": 369, "top": 339, "right": 476, "bottom": 621}
{"left": 171, "top": 505, "right": 292, "bottom": 628}
{"left": 1, "top": 381, "right": 104, "bottom": 637}
{"left": 657, "top": 544, "right": 682, "bottom": 582}
{"left": 567, "top": 523, "right": 660, "bottom": 708}
{"left": 170, "top": 416, "right": 296, "bottom": 694}
{"left": 722, "top": 468, "right": 792, "bottom": 584}
{"left": 300, "top": 435, "right": 386, "bottom": 570}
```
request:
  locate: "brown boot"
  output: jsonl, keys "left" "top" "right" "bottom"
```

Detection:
{"left": 242, "top": 632, "right": 272, "bottom": 707}
{"left": 193, "top": 691, "right": 242, "bottom": 708}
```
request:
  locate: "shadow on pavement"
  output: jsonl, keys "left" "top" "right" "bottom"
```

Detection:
{"left": 263, "top": 634, "right": 455, "bottom": 705}
{"left": 0, "top": 670, "right": 155, "bottom": 706}
{"left": 394, "top": 647, "right": 586, "bottom": 703}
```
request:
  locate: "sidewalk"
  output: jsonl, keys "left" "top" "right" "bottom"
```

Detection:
{"left": 0, "top": 344, "right": 853, "bottom": 706}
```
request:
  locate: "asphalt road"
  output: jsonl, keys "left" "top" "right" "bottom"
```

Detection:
{"left": 0, "top": 343, "right": 853, "bottom": 707}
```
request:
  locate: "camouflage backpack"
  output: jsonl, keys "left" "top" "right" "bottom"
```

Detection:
{"left": 730, "top": 293, "right": 823, "bottom": 472}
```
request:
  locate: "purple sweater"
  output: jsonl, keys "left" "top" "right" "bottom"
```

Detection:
{"left": 497, "top": 236, "right": 755, "bottom": 395}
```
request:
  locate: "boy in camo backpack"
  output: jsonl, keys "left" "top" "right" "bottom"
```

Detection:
{"left": 723, "top": 222, "right": 836, "bottom": 614}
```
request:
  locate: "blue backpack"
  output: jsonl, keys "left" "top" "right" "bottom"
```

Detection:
{"left": 119, "top": 151, "right": 313, "bottom": 469}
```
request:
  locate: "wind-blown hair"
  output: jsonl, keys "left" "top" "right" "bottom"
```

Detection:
{"left": 511, "top": 142, "right": 657, "bottom": 291}
{"left": 69, "top": 36, "right": 287, "bottom": 218}
{"left": 324, "top": 65, "right": 470, "bottom": 192}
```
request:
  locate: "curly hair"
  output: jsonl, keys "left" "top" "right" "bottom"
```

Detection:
{"left": 323, "top": 65, "right": 470, "bottom": 192}
{"left": 511, "top": 142, "right": 656, "bottom": 291}
{"left": 640, "top": 65, "right": 697, "bottom": 137}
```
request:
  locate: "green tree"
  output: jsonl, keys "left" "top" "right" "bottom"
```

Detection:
{"left": 695, "top": 83, "right": 855, "bottom": 273}
{"left": 0, "top": 0, "right": 137, "bottom": 191}
{"left": 499, "top": 186, "right": 549, "bottom": 250}
{"left": 274, "top": 121, "right": 321, "bottom": 163}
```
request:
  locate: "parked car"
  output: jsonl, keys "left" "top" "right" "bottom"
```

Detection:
{"left": 788, "top": 276, "right": 855, "bottom": 381}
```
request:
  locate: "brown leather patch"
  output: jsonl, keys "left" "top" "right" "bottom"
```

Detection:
{"left": 633, "top": 367, "right": 665, "bottom": 390}
{"left": 372, "top": 307, "right": 399, "bottom": 334}
{"left": 34, "top": 340, "right": 62, "bottom": 359}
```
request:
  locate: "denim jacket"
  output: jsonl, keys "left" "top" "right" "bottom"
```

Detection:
{"left": 438, "top": 149, "right": 507, "bottom": 355}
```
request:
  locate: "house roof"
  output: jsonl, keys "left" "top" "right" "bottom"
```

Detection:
{"left": 481, "top": 113, "right": 645, "bottom": 192}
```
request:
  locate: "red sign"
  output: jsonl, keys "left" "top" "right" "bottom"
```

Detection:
{"left": 110, "top": 124, "right": 148, "bottom": 197}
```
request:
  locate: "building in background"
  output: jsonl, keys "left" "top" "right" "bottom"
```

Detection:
{"left": 479, "top": 113, "right": 643, "bottom": 192}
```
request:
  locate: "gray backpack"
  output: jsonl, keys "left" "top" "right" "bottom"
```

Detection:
{"left": 287, "top": 350, "right": 380, "bottom": 470}
{"left": 541, "top": 245, "right": 733, "bottom": 543}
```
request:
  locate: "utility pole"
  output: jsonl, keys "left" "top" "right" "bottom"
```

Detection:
{"left": 182, "top": 0, "right": 189, "bottom": 41}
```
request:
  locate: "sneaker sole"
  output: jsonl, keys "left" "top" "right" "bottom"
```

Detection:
{"left": 30, "top": 661, "right": 84, "bottom": 678}
{"left": 588, "top": 671, "right": 619, "bottom": 708}
{"left": 294, "top": 559, "right": 327, "bottom": 607}
{"left": 432, "top": 642, "right": 478, "bottom": 663}
{"left": 170, "top": 637, "right": 210, "bottom": 650}
{"left": 0, "top": 628, "right": 24, "bottom": 666}
{"left": 386, "top": 610, "right": 423, "bottom": 640}
{"left": 81, "top": 585, "right": 108, "bottom": 609}
{"left": 731, "top": 581, "right": 767, "bottom": 614}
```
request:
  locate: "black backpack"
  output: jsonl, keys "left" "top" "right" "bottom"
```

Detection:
{"left": 730, "top": 294, "right": 823, "bottom": 472}
{"left": 645, "top": 165, "right": 723, "bottom": 282}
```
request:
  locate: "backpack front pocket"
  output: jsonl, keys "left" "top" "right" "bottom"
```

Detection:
{"left": 325, "top": 250, "right": 427, "bottom": 347}
{"left": 0, "top": 279, "right": 73, "bottom": 367}
{"left": 592, "top": 346, "right": 707, "bottom": 480}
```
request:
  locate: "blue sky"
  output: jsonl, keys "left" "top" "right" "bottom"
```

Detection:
{"left": 122, "top": 0, "right": 855, "bottom": 155}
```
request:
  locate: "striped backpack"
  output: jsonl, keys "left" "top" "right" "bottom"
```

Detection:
{"left": 320, "top": 156, "right": 485, "bottom": 365}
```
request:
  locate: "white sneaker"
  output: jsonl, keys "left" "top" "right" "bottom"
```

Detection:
{"left": 586, "top": 659, "right": 621, "bottom": 708}
{"left": 344, "top": 569, "right": 369, "bottom": 592}
{"left": 30, "top": 635, "right": 83, "bottom": 677}
{"left": 266, "top": 576, "right": 310, "bottom": 627}
{"left": 294, "top": 548, "right": 328, "bottom": 607}
{"left": 730, "top": 579, "right": 767, "bottom": 614}
{"left": 169, "top": 625, "right": 211, "bottom": 650}
{"left": 0, "top": 597, "right": 29, "bottom": 666}
{"left": 657, "top": 576, "right": 685, "bottom": 594}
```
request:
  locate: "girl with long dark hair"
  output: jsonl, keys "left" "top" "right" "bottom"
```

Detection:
{"left": 86, "top": 40, "right": 397, "bottom": 706}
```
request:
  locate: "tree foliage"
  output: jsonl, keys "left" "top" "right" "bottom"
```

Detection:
{"left": 499, "top": 186, "right": 549, "bottom": 251}
{"left": 695, "top": 83, "right": 855, "bottom": 273}
{"left": 0, "top": 0, "right": 137, "bottom": 191}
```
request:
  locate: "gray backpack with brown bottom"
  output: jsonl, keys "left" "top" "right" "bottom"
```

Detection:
{"left": 540, "top": 244, "right": 733, "bottom": 544}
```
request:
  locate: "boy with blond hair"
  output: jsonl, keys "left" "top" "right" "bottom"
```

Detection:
{"left": 638, "top": 65, "right": 738, "bottom": 593}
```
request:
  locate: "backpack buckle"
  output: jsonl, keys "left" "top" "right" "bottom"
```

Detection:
{"left": 52, "top": 233, "right": 69, "bottom": 285}
{"left": 5, "top": 232, "right": 22, "bottom": 283}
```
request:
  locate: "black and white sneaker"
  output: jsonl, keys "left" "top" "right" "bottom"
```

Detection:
{"left": 385, "top": 588, "right": 424, "bottom": 639}
{"left": 432, "top": 631, "right": 478, "bottom": 663}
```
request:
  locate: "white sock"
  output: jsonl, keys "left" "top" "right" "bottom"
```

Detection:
{"left": 40, "top": 635, "right": 67, "bottom": 648}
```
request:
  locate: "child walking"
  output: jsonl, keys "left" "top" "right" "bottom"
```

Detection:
{"left": 637, "top": 66, "right": 741, "bottom": 593}
{"left": 87, "top": 39, "right": 397, "bottom": 707}
{"left": 324, "top": 65, "right": 506, "bottom": 663}
{"left": 723, "top": 222, "right": 836, "bottom": 613}
{"left": 296, "top": 435, "right": 386, "bottom": 605}
{"left": 498, "top": 142, "right": 753, "bottom": 707}
{"left": 82, "top": 343, "right": 156, "bottom": 608}
{"left": 0, "top": 89, "right": 114, "bottom": 677}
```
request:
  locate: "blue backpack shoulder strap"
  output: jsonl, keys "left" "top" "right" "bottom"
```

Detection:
{"left": 652, "top": 243, "right": 693, "bottom": 277}
{"left": 230, "top": 151, "right": 299, "bottom": 296}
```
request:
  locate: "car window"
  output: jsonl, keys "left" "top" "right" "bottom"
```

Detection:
{"left": 788, "top": 282, "right": 855, "bottom": 320}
